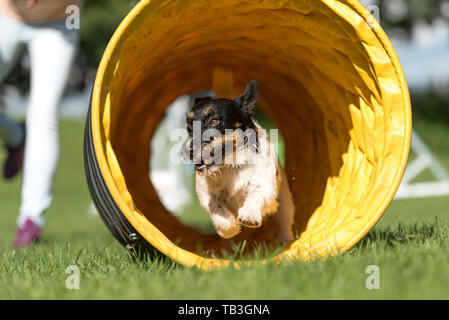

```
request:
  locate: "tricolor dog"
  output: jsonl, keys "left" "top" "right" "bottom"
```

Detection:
{"left": 182, "top": 80, "right": 294, "bottom": 242}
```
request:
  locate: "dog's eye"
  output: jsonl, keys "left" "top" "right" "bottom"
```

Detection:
{"left": 210, "top": 119, "right": 220, "bottom": 126}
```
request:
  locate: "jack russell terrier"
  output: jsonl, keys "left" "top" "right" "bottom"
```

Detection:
{"left": 182, "top": 80, "right": 294, "bottom": 243}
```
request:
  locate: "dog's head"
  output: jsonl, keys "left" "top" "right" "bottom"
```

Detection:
{"left": 182, "top": 80, "right": 259, "bottom": 175}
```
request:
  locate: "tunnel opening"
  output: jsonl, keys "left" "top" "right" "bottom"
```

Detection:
{"left": 87, "top": 0, "right": 411, "bottom": 268}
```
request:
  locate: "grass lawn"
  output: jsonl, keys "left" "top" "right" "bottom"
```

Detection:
{"left": 1, "top": 112, "right": 449, "bottom": 299}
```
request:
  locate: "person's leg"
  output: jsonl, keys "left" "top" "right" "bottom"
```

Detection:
{"left": 17, "top": 23, "right": 78, "bottom": 228}
{"left": 0, "top": 12, "right": 25, "bottom": 148}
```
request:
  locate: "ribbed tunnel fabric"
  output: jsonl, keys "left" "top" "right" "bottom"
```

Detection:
{"left": 87, "top": 0, "right": 411, "bottom": 269}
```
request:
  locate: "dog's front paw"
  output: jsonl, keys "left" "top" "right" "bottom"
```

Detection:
{"left": 211, "top": 213, "right": 241, "bottom": 239}
{"left": 238, "top": 208, "right": 262, "bottom": 228}
{"left": 216, "top": 223, "right": 241, "bottom": 239}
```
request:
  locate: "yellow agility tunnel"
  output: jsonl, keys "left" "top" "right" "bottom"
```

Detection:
{"left": 84, "top": 0, "right": 412, "bottom": 269}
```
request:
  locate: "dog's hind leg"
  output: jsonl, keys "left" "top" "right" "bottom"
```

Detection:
{"left": 275, "top": 170, "right": 295, "bottom": 243}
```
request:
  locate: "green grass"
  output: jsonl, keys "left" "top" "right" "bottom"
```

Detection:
{"left": 1, "top": 109, "right": 449, "bottom": 299}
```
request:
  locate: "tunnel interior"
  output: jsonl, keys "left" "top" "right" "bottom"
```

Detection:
{"left": 90, "top": 0, "right": 411, "bottom": 267}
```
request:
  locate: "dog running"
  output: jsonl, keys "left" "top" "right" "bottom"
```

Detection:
{"left": 181, "top": 80, "right": 294, "bottom": 242}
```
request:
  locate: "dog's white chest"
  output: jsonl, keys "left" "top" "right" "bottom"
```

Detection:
{"left": 207, "top": 166, "right": 252, "bottom": 209}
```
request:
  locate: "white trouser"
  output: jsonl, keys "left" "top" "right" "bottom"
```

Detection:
{"left": 0, "top": 12, "right": 78, "bottom": 227}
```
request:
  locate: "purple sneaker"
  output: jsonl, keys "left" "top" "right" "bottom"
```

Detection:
{"left": 13, "top": 219, "right": 41, "bottom": 249}
{"left": 3, "top": 123, "right": 25, "bottom": 180}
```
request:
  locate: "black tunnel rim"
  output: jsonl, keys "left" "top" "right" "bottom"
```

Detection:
{"left": 83, "top": 97, "right": 159, "bottom": 256}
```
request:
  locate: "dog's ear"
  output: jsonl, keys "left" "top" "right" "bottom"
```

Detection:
{"left": 235, "top": 80, "right": 258, "bottom": 117}
{"left": 194, "top": 96, "right": 212, "bottom": 105}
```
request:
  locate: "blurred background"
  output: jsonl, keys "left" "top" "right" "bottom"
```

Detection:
{"left": 1, "top": 0, "right": 449, "bottom": 234}
{"left": 0, "top": 0, "right": 448, "bottom": 300}
{"left": 3, "top": 0, "right": 449, "bottom": 115}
